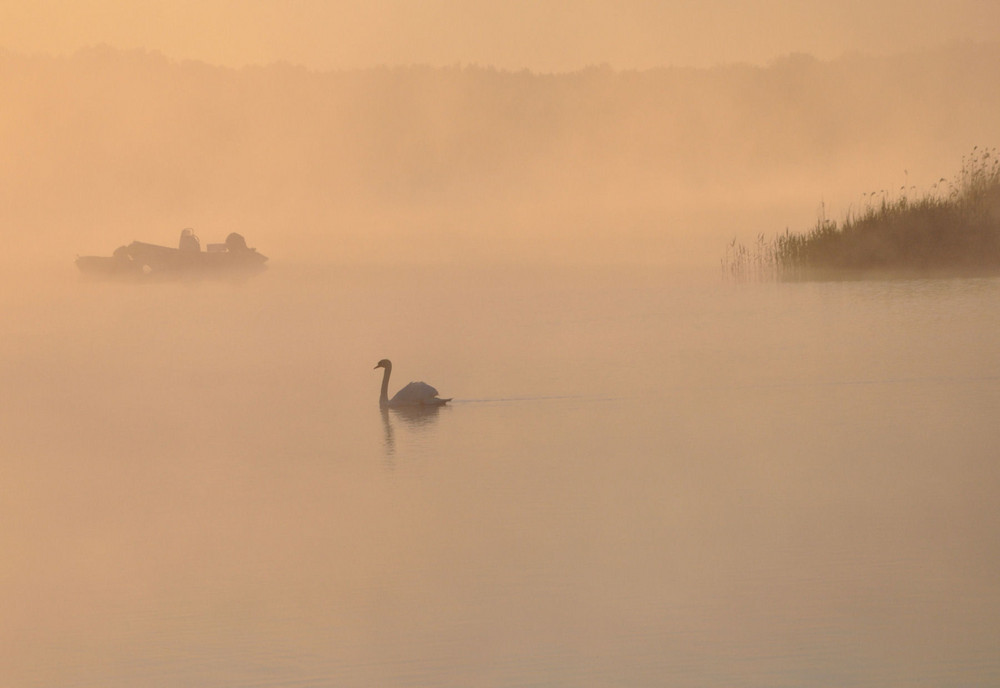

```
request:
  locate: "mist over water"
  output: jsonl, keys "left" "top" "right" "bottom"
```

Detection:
{"left": 3, "top": 27, "right": 1000, "bottom": 687}
{"left": 2, "top": 263, "right": 999, "bottom": 687}
{"left": 4, "top": 43, "right": 1000, "bottom": 269}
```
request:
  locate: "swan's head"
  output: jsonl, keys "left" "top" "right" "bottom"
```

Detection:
{"left": 374, "top": 359, "right": 392, "bottom": 370}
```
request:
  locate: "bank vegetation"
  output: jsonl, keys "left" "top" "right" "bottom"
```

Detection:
{"left": 724, "top": 148, "right": 1000, "bottom": 280}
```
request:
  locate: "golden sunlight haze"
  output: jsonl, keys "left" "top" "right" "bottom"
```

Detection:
{"left": 4, "top": 1, "right": 1000, "bottom": 71}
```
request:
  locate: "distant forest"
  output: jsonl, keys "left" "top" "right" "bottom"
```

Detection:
{"left": 3, "top": 43, "right": 999, "bottom": 265}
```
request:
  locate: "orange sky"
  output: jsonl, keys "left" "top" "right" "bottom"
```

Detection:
{"left": 4, "top": 0, "right": 1000, "bottom": 71}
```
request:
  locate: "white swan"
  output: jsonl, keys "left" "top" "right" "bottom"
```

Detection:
{"left": 374, "top": 359, "right": 451, "bottom": 409}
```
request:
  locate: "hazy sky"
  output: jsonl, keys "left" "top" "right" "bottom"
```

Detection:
{"left": 3, "top": 0, "right": 1000, "bottom": 71}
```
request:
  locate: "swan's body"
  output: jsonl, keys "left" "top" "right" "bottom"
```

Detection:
{"left": 375, "top": 359, "right": 450, "bottom": 409}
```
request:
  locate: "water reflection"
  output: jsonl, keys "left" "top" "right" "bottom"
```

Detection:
{"left": 5, "top": 266, "right": 1000, "bottom": 688}
{"left": 380, "top": 405, "right": 447, "bottom": 463}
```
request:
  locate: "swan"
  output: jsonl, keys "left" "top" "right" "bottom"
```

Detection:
{"left": 374, "top": 359, "right": 451, "bottom": 409}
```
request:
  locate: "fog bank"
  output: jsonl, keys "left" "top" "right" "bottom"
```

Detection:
{"left": 2, "top": 44, "right": 999, "bottom": 270}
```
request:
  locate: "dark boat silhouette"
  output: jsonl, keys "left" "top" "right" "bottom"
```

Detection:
{"left": 76, "top": 232, "right": 267, "bottom": 280}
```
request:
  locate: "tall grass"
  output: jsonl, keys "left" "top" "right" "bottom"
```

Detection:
{"left": 724, "top": 147, "right": 1000, "bottom": 280}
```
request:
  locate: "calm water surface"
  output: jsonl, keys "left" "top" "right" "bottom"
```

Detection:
{"left": 2, "top": 264, "right": 999, "bottom": 687}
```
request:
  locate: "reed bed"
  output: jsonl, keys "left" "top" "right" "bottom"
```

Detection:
{"left": 724, "top": 147, "right": 1000, "bottom": 280}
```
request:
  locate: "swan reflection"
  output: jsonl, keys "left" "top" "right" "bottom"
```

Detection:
{"left": 388, "top": 403, "right": 446, "bottom": 426}
{"left": 380, "top": 404, "right": 447, "bottom": 464}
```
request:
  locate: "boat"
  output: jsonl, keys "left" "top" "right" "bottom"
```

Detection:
{"left": 76, "top": 232, "right": 268, "bottom": 280}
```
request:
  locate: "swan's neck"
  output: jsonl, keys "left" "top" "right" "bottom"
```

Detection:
{"left": 379, "top": 364, "right": 392, "bottom": 408}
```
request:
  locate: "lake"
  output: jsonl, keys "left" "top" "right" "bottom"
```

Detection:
{"left": 2, "top": 263, "right": 999, "bottom": 687}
